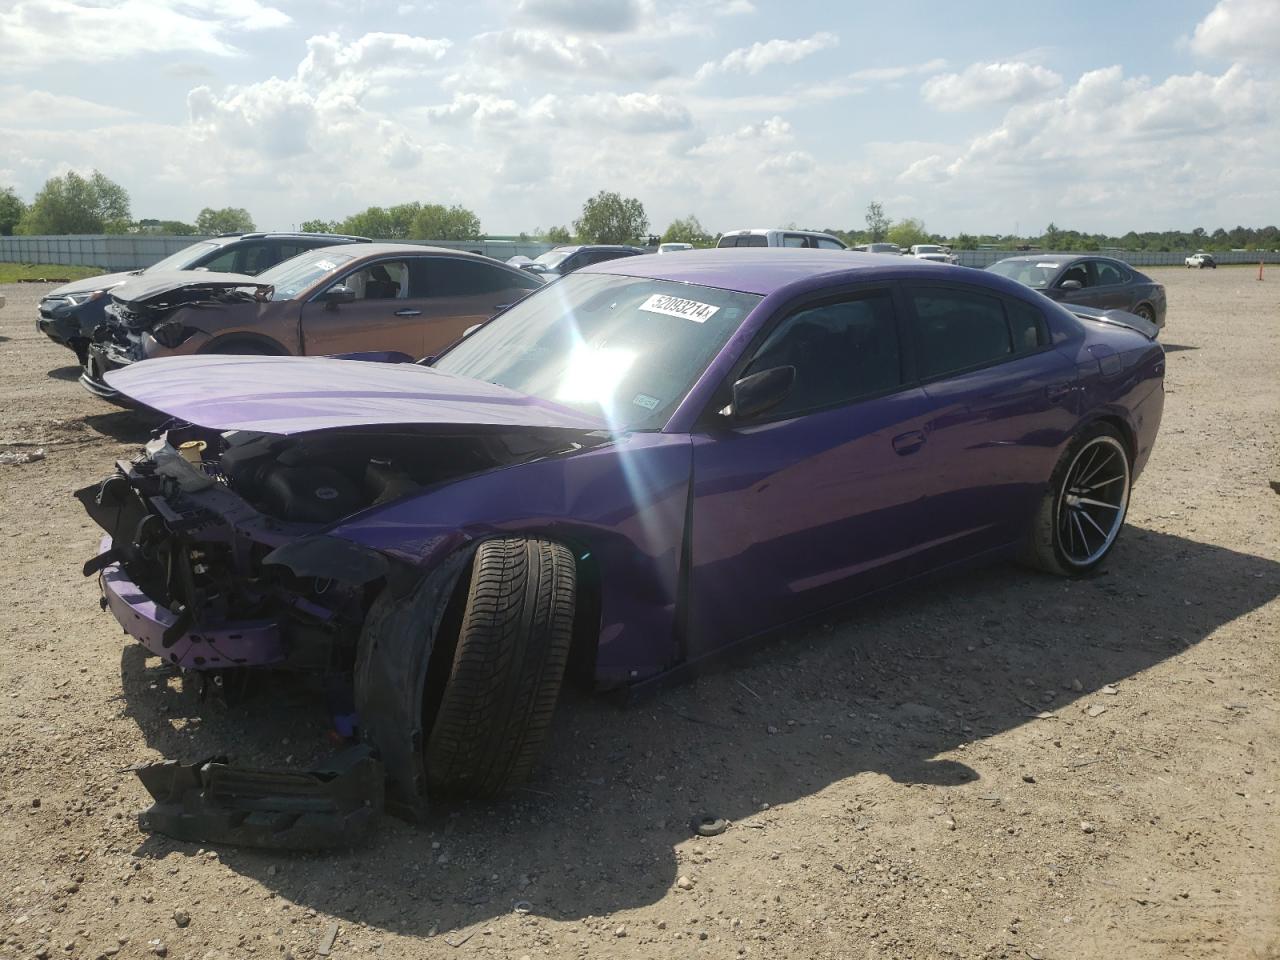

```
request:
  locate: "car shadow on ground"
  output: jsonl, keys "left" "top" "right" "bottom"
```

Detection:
{"left": 118, "top": 526, "right": 1279, "bottom": 936}
{"left": 79, "top": 409, "right": 161, "bottom": 444}
{"left": 48, "top": 364, "right": 82, "bottom": 382}
{"left": 1161, "top": 343, "right": 1199, "bottom": 353}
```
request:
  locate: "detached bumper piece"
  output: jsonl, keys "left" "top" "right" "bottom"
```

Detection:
{"left": 133, "top": 746, "right": 384, "bottom": 849}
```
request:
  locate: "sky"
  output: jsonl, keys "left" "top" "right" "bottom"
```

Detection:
{"left": 1, "top": 0, "right": 1277, "bottom": 237}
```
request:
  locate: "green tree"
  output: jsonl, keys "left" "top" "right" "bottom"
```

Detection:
{"left": 544, "top": 225, "right": 573, "bottom": 244}
{"left": 864, "top": 200, "right": 889, "bottom": 242}
{"left": 17, "top": 170, "right": 130, "bottom": 234}
{"left": 887, "top": 217, "right": 929, "bottom": 249}
{"left": 0, "top": 187, "right": 26, "bottom": 235}
{"left": 1042, "top": 222, "right": 1063, "bottom": 250}
{"left": 196, "top": 206, "right": 256, "bottom": 235}
{"left": 410, "top": 203, "right": 482, "bottom": 241}
{"left": 135, "top": 218, "right": 197, "bottom": 235}
{"left": 573, "top": 191, "right": 648, "bottom": 245}
{"left": 337, "top": 203, "right": 421, "bottom": 240}
{"left": 661, "top": 214, "right": 712, "bottom": 246}
{"left": 300, "top": 219, "right": 338, "bottom": 233}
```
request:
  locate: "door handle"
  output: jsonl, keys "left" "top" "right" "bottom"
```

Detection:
{"left": 394, "top": 308, "right": 422, "bottom": 317}
{"left": 1046, "top": 381, "right": 1074, "bottom": 404}
{"left": 892, "top": 430, "right": 926, "bottom": 455}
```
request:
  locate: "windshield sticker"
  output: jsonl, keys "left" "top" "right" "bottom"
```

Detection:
{"left": 632, "top": 393, "right": 660, "bottom": 410}
{"left": 1035, "top": 262, "right": 1059, "bottom": 269}
{"left": 313, "top": 259, "right": 336, "bottom": 272}
{"left": 639, "top": 293, "right": 721, "bottom": 324}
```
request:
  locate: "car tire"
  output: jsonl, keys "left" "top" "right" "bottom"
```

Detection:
{"left": 1022, "top": 422, "right": 1132, "bottom": 577}
{"left": 424, "top": 538, "right": 576, "bottom": 799}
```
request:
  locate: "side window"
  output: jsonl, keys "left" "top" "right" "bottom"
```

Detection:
{"left": 781, "top": 234, "right": 808, "bottom": 248}
{"left": 197, "top": 247, "right": 238, "bottom": 273}
{"left": 1058, "top": 263, "right": 1089, "bottom": 287}
{"left": 717, "top": 236, "right": 737, "bottom": 248}
{"left": 816, "top": 238, "right": 844, "bottom": 250}
{"left": 908, "top": 288, "right": 1012, "bottom": 379}
{"left": 239, "top": 243, "right": 276, "bottom": 276}
{"left": 741, "top": 291, "right": 903, "bottom": 418}
{"left": 1094, "top": 260, "right": 1126, "bottom": 286}
{"left": 415, "top": 258, "right": 527, "bottom": 297}
{"left": 341, "top": 260, "right": 408, "bottom": 300}
{"left": 744, "top": 234, "right": 768, "bottom": 247}
{"left": 276, "top": 242, "right": 308, "bottom": 261}
{"left": 1006, "top": 299, "right": 1049, "bottom": 353}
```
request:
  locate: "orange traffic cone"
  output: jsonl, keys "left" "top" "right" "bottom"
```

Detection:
{"left": 1259, "top": 260, "right": 1264, "bottom": 281}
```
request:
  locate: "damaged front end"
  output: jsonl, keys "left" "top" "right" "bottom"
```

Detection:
{"left": 80, "top": 418, "right": 589, "bottom": 847}
{"left": 81, "top": 276, "right": 272, "bottom": 400}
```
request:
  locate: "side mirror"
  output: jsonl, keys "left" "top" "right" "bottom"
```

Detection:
{"left": 322, "top": 284, "right": 356, "bottom": 309}
{"left": 1059, "top": 279, "right": 1083, "bottom": 291}
{"left": 728, "top": 365, "right": 796, "bottom": 421}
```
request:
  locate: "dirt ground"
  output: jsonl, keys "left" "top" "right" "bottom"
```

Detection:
{"left": 1, "top": 267, "right": 1277, "bottom": 960}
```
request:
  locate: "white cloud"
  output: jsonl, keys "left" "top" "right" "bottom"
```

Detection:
{"left": 850, "top": 58, "right": 948, "bottom": 83}
{"left": 298, "top": 32, "right": 452, "bottom": 87}
{"left": 515, "top": 0, "right": 647, "bottom": 33}
{"left": 531, "top": 92, "right": 692, "bottom": 132}
{"left": 0, "top": 0, "right": 289, "bottom": 69}
{"left": 689, "top": 115, "right": 792, "bottom": 156}
{"left": 695, "top": 31, "right": 838, "bottom": 81}
{"left": 922, "top": 61, "right": 1062, "bottom": 111}
{"left": 0, "top": 86, "right": 134, "bottom": 126}
{"left": 1191, "top": 0, "right": 1280, "bottom": 63}
{"left": 756, "top": 151, "right": 814, "bottom": 176}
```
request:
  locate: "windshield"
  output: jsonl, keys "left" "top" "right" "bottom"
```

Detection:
{"left": 256, "top": 249, "right": 356, "bottom": 301}
{"left": 533, "top": 250, "right": 572, "bottom": 268}
{"left": 914, "top": 245, "right": 942, "bottom": 254}
{"left": 434, "top": 273, "right": 762, "bottom": 430}
{"left": 144, "top": 241, "right": 220, "bottom": 273}
{"left": 987, "top": 259, "right": 1060, "bottom": 289}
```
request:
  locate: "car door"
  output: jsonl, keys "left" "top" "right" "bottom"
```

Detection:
{"left": 1088, "top": 260, "right": 1135, "bottom": 310}
{"left": 686, "top": 286, "right": 939, "bottom": 658}
{"left": 298, "top": 258, "right": 426, "bottom": 357}
{"left": 1050, "top": 260, "right": 1099, "bottom": 307}
{"left": 902, "top": 284, "right": 1079, "bottom": 563}
{"left": 412, "top": 256, "right": 542, "bottom": 357}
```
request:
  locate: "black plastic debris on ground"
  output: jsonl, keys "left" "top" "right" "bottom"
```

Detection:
{"left": 133, "top": 745, "right": 383, "bottom": 849}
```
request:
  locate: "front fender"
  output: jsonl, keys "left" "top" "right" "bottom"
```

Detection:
{"left": 328, "top": 431, "right": 694, "bottom": 688}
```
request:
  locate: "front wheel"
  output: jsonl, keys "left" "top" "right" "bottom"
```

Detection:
{"left": 1023, "top": 424, "right": 1132, "bottom": 576}
{"left": 424, "top": 538, "right": 576, "bottom": 799}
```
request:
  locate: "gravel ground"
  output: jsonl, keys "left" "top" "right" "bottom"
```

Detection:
{"left": 0, "top": 267, "right": 1277, "bottom": 960}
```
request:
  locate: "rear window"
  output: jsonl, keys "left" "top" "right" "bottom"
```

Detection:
{"left": 908, "top": 288, "right": 1047, "bottom": 379}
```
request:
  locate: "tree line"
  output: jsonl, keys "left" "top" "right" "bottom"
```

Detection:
{"left": 1, "top": 173, "right": 1275, "bottom": 253}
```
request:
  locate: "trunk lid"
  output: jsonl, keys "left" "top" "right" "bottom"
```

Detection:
{"left": 104, "top": 355, "right": 608, "bottom": 435}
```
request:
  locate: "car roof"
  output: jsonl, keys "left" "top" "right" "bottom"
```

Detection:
{"left": 551, "top": 244, "right": 644, "bottom": 253}
{"left": 210, "top": 232, "right": 371, "bottom": 245}
{"left": 305, "top": 242, "right": 514, "bottom": 264}
{"left": 577, "top": 247, "right": 1018, "bottom": 297}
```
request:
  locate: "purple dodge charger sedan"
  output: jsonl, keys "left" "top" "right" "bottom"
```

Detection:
{"left": 77, "top": 249, "right": 1164, "bottom": 846}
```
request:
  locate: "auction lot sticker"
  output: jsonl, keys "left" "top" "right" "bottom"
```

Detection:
{"left": 639, "top": 293, "right": 721, "bottom": 323}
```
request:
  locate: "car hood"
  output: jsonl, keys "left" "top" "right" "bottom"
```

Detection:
{"left": 104, "top": 355, "right": 609, "bottom": 435}
{"left": 110, "top": 271, "right": 268, "bottom": 305}
{"left": 48, "top": 270, "right": 140, "bottom": 297}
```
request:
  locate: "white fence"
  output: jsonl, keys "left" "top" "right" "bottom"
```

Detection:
{"left": 0, "top": 235, "right": 556, "bottom": 270}
{"left": 0, "top": 234, "right": 1276, "bottom": 271}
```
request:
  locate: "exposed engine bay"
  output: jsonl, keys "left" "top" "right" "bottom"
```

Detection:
{"left": 78, "top": 422, "right": 594, "bottom": 673}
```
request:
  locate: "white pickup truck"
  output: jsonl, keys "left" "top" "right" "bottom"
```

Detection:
{"left": 908, "top": 244, "right": 958, "bottom": 264}
{"left": 1185, "top": 252, "right": 1216, "bottom": 269}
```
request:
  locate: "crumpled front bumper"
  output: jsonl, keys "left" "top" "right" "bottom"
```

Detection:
{"left": 95, "top": 535, "right": 286, "bottom": 669}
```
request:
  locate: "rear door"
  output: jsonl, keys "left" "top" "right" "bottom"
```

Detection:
{"left": 298, "top": 257, "right": 426, "bottom": 357}
{"left": 1087, "top": 260, "right": 1134, "bottom": 310}
{"left": 902, "top": 284, "right": 1078, "bottom": 562}
{"left": 412, "top": 256, "right": 544, "bottom": 356}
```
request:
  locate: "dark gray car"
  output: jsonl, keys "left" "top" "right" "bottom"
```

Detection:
{"left": 37, "top": 232, "right": 371, "bottom": 363}
{"left": 520, "top": 244, "right": 646, "bottom": 280}
{"left": 986, "top": 254, "right": 1166, "bottom": 331}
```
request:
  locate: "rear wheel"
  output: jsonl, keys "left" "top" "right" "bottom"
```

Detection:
{"left": 1023, "top": 423, "right": 1132, "bottom": 576}
{"left": 424, "top": 538, "right": 576, "bottom": 799}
